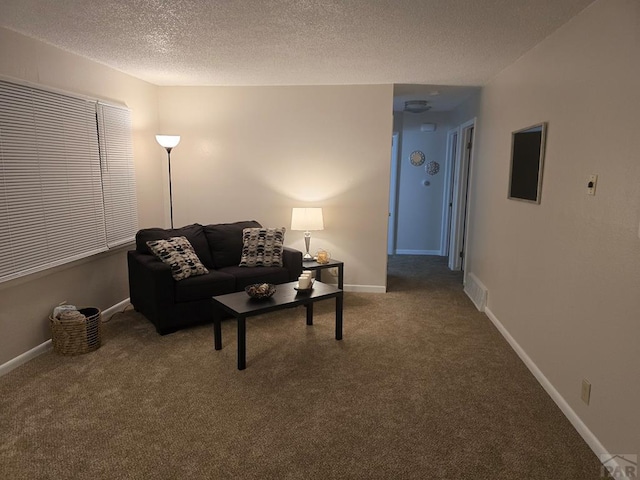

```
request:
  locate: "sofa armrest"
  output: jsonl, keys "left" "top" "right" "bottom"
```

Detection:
{"left": 282, "top": 247, "right": 303, "bottom": 281}
{"left": 127, "top": 250, "right": 176, "bottom": 313}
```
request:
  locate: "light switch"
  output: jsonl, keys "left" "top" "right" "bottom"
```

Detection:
{"left": 587, "top": 175, "right": 598, "bottom": 195}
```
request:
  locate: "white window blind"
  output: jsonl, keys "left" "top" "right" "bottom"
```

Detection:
{"left": 97, "top": 103, "right": 138, "bottom": 248}
{"left": 0, "top": 79, "right": 137, "bottom": 283}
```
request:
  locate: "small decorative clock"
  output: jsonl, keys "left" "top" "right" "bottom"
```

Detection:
{"left": 409, "top": 150, "right": 425, "bottom": 166}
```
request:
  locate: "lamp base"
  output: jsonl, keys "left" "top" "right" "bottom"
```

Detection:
{"left": 302, "top": 232, "right": 314, "bottom": 262}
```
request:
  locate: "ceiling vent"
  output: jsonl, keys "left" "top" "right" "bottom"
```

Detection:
{"left": 404, "top": 100, "right": 431, "bottom": 113}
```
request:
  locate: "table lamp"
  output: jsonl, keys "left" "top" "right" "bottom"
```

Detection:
{"left": 291, "top": 207, "right": 324, "bottom": 261}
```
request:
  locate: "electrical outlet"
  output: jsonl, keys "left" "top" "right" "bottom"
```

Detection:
{"left": 587, "top": 174, "right": 598, "bottom": 195}
{"left": 581, "top": 379, "right": 591, "bottom": 405}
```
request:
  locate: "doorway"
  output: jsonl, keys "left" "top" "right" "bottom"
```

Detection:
{"left": 387, "top": 119, "right": 476, "bottom": 268}
{"left": 447, "top": 119, "right": 476, "bottom": 272}
{"left": 441, "top": 128, "right": 459, "bottom": 258}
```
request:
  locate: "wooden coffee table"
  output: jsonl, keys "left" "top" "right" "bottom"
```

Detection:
{"left": 212, "top": 281, "right": 343, "bottom": 370}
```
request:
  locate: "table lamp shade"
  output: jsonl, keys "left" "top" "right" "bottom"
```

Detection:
{"left": 291, "top": 208, "right": 324, "bottom": 262}
{"left": 291, "top": 208, "right": 324, "bottom": 231}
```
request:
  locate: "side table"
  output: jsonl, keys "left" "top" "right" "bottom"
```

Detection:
{"left": 302, "top": 258, "right": 344, "bottom": 289}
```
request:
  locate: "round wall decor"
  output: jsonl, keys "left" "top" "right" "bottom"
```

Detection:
{"left": 409, "top": 150, "right": 425, "bottom": 166}
{"left": 426, "top": 161, "right": 440, "bottom": 175}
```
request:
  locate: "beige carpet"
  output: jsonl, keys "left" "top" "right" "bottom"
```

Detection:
{"left": 0, "top": 256, "right": 608, "bottom": 479}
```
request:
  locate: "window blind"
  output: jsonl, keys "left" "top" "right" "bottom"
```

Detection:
{"left": 0, "top": 79, "right": 137, "bottom": 283}
{"left": 97, "top": 102, "right": 138, "bottom": 248}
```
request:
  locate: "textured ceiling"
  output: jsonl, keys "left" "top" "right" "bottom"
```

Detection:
{"left": 0, "top": 0, "right": 594, "bottom": 107}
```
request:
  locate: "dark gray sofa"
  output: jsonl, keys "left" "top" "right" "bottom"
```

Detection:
{"left": 127, "top": 220, "right": 303, "bottom": 334}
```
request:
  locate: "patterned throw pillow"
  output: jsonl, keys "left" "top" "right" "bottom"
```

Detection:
{"left": 239, "top": 227, "right": 285, "bottom": 267}
{"left": 146, "top": 236, "right": 209, "bottom": 281}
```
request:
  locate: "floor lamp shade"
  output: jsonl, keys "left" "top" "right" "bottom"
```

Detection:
{"left": 291, "top": 208, "right": 324, "bottom": 261}
{"left": 155, "top": 135, "right": 181, "bottom": 149}
{"left": 156, "top": 134, "right": 181, "bottom": 228}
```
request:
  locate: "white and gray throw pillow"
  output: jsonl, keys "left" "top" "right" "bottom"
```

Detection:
{"left": 146, "top": 236, "right": 209, "bottom": 281}
{"left": 239, "top": 227, "right": 285, "bottom": 267}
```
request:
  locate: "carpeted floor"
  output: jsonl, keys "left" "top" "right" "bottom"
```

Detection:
{"left": 0, "top": 256, "right": 608, "bottom": 479}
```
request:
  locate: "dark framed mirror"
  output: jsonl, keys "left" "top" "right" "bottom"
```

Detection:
{"left": 508, "top": 122, "right": 547, "bottom": 204}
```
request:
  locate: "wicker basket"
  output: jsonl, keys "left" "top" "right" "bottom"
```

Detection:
{"left": 50, "top": 307, "right": 102, "bottom": 355}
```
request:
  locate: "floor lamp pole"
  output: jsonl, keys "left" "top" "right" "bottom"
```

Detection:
{"left": 166, "top": 147, "right": 174, "bottom": 229}
{"left": 156, "top": 134, "right": 180, "bottom": 230}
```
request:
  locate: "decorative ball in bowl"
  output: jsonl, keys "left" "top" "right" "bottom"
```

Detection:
{"left": 245, "top": 283, "right": 276, "bottom": 299}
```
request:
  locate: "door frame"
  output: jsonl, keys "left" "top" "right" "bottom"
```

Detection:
{"left": 448, "top": 118, "right": 476, "bottom": 271}
{"left": 440, "top": 127, "right": 459, "bottom": 257}
{"left": 387, "top": 132, "right": 400, "bottom": 255}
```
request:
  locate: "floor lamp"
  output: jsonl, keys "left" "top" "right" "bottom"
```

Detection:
{"left": 155, "top": 135, "right": 181, "bottom": 229}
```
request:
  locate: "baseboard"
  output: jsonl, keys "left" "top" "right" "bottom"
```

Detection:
{"left": 0, "top": 298, "right": 131, "bottom": 378}
{"left": 344, "top": 284, "right": 386, "bottom": 293}
{"left": 394, "top": 249, "right": 442, "bottom": 256}
{"left": 102, "top": 298, "right": 132, "bottom": 321}
{"left": 484, "top": 306, "right": 634, "bottom": 479}
{"left": 0, "top": 340, "right": 53, "bottom": 378}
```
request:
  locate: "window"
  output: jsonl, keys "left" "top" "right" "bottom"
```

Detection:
{"left": 97, "top": 102, "right": 138, "bottom": 248}
{"left": 0, "top": 79, "right": 137, "bottom": 283}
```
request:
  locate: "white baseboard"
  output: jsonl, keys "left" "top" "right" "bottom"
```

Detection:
{"left": 484, "top": 306, "right": 634, "bottom": 479}
{"left": 102, "top": 298, "right": 132, "bottom": 321}
{"left": 394, "top": 249, "right": 442, "bottom": 256}
{"left": 0, "top": 298, "right": 131, "bottom": 378}
{"left": 344, "top": 284, "right": 386, "bottom": 293}
{"left": 314, "top": 281, "right": 385, "bottom": 294}
{"left": 0, "top": 340, "right": 53, "bottom": 377}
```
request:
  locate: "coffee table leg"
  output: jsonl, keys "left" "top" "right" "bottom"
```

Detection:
{"left": 306, "top": 302, "right": 313, "bottom": 325}
{"left": 336, "top": 293, "right": 343, "bottom": 340}
{"left": 237, "top": 316, "right": 246, "bottom": 370}
{"left": 213, "top": 316, "right": 222, "bottom": 350}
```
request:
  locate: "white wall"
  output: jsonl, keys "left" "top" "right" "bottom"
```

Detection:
{"left": 157, "top": 85, "right": 394, "bottom": 291}
{"left": 450, "top": 93, "right": 480, "bottom": 127}
{"left": 395, "top": 111, "right": 452, "bottom": 254}
{"left": 466, "top": 0, "right": 639, "bottom": 456}
{"left": 0, "top": 28, "right": 161, "bottom": 365}
{"left": 0, "top": 32, "right": 394, "bottom": 365}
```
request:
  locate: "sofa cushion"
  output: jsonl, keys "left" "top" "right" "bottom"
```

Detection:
{"left": 136, "top": 223, "right": 214, "bottom": 269}
{"left": 203, "top": 220, "right": 261, "bottom": 268}
{"left": 174, "top": 270, "right": 236, "bottom": 302}
{"left": 239, "top": 227, "right": 285, "bottom": 267}
{"left": 146, "top": 237, "right": 209, "bottom": 281}
{"left": 218, "top": 265, "right": 290, "bottom": 290}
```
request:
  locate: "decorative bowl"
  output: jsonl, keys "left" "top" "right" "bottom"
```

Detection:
{"left": 245, "top": 283, "right": 276, "bottom": 299}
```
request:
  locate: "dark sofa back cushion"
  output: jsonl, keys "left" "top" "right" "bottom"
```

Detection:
{"left": 135, "top": 223, "right": 214, "bottom": 269}
{"left": 204, "top": 220, "right": 261, "bottom": 268}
